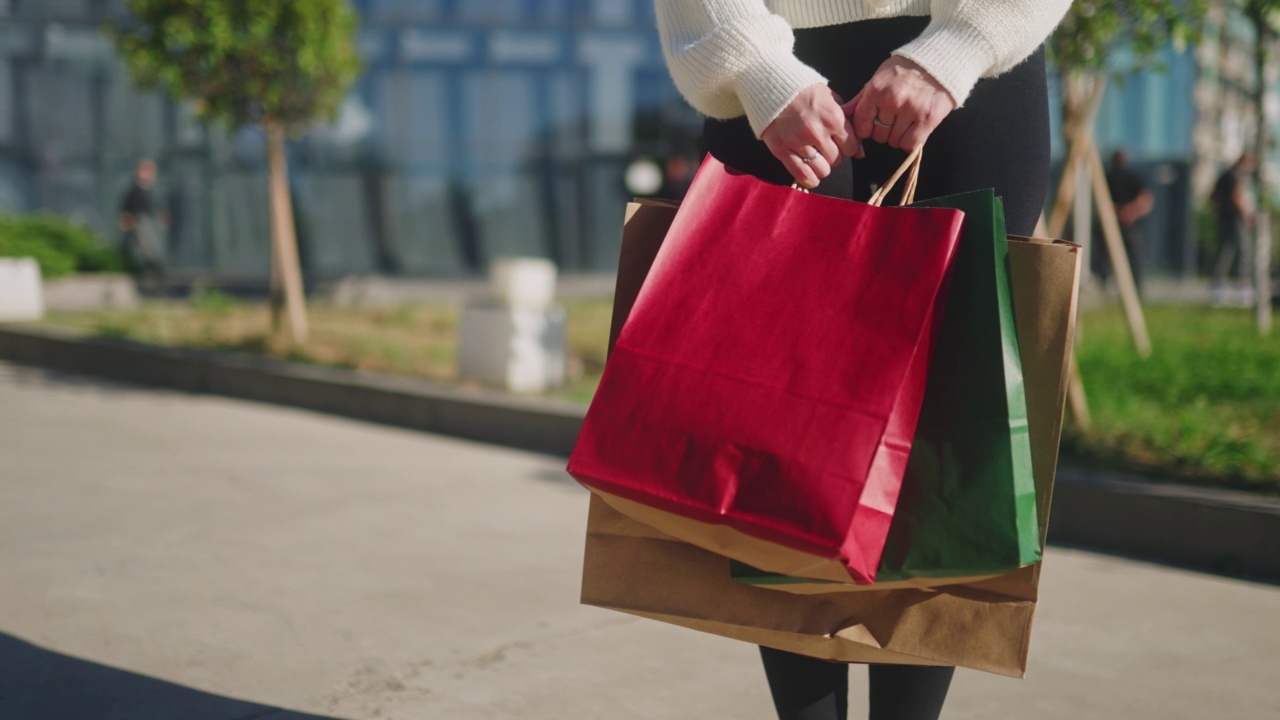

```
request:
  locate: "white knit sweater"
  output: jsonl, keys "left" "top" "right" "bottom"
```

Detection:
{"left": 656, "top": 0, "right": 1071, "bottom": 137}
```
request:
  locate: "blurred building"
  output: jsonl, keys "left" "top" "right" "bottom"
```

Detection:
{"left": 1059, "top": 4, "right": 1280, "bottom": 279}
{"left": 0, "top": 0, "right": 701, "bottom": 279}
{"left": 4, "top": 2, "right": 1277, "bottom": 281}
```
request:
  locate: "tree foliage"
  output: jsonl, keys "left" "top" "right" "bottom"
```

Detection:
{"left": 1049, "top": 0, "right": 1207, "bottom": 77}
{"left": 1242, "top": 0, "right": 1280, "bottom": 31}
{"left": 108, "top": 0, "right": 362, "bottom": 133}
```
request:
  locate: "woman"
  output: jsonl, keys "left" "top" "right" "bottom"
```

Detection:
{"left": 653, "top": 2, "right": 1071, "bottom": 719}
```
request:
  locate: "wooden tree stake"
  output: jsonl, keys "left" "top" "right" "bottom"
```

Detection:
{"left": 1089, "top": 148, "right": 1152, "bottom": 357}
{"left": 267, "top": 122, "right": 309, "bottom": 344}
{"left": 1066, "top": 348, "right": 1091, "bottom": 429}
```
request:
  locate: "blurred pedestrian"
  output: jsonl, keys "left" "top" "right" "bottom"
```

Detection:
{"left": 1210, "top": 153, "right": 1256, "bottom": 306}
{"left": 118, "top": 159, "right": 168, "bottom": 286}
{"left": 1094, "top": 149, "right": 1154, "bottom": 294}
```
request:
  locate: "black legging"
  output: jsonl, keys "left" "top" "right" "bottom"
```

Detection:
{"left": 701, "top": 16, "right": 1052, "bottom": 720}
{"left": 760, "top": 647, "right": 955, "bottom": 720}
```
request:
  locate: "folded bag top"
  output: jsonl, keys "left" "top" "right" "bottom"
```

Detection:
{"left": 568, "top": 149, "right": 967, "bottom": 584}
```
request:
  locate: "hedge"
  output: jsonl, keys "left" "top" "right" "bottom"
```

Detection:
{"left": 0, "top": 213, "right": 124, "bottom": 278}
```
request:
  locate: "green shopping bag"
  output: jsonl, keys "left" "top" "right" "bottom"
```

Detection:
{"left": 734, "top": 189, "right": 1039, "bottom": 591}
{"left": 877, "top": 190, "right": 1038, "bottom": 580}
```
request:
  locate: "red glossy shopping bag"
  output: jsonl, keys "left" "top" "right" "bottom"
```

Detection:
{"left": 567, "top": 153, "right": 965, "bottom": 584}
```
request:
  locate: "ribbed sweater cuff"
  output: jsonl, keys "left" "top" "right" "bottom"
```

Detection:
{"left": 736, "top": 53, "right": 829, "bottom": 138}
{"left": 893, "top": 18, "right": 997, "bottom": 107}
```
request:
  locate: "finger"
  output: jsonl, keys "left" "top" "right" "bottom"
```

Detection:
{"left": 804, "top": 153, "right": 832, "bottom": 182}
{"left": 794, "top": 145, "right": 831, "bottom": 182}
{"left": 816, "top": 134, "right": 841, "bottom": 165}
{"left": 815, "top": 136, "right": 844, "bottom": 172}
{"left": 888, "top": 118, "right": 915, "bottom": 149}
{"left": 836, "top": 117, "right": 864, "bottom": 158}
{"left": 852, "top": 95, "right": 879, "bottom": 139}
{"left": 871, "top": 115, "right": 894, "bottom": 145}
{"left": 836, "top": 95, "right": 863, "bottom": 158}
{"left": 763, "top": 135, "right": 806, "bottom": 183}
{"left": 900, "top": 123, "right": 932, "bottom": 152}
{"left": 784, "top": 150, "right": 820, "bottom": 188}
{"left": 902, "top": 108, "right": 947, "bottom": 150}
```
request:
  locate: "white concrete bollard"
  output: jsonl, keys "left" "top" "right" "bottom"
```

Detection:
{"left": 490, "top": 257, "right": 557, "bottom": 311}
{"left": 458, "top": 256, "right": 567, "bottom": 393}
{"left": 457, "top": 303, "right": 567, "bottom": 393}
{"left": 0, "top": 258, "right": 45, "bottom": 322}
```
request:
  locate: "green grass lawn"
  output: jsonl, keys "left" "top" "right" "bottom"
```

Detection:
{"left": 39, "top": 296, "right": 1280, "bottom": 492}
{"left": 42, "top": 292, "right": 615, "bottom": 405}
{"left": 1066, "top": 306, "right": 1280, "bottom": 493}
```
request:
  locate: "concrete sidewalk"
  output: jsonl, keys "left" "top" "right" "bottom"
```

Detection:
{"left": 1, "top": 362, "right": 1277, "bottom": 720}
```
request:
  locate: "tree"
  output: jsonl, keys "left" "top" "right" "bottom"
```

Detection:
{"left": 1045, "top": 1, "right": 1206, "bottom": 424}
{"left": 109, "top": 1, "right": 362, "bottom": 342}
{"left": 1241, "top": 0, "right": 1279, "bottom": 334}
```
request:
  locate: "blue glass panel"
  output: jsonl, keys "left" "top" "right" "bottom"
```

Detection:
{"left": 367, "top": 0, "right": 444, "bottom": 23}
{"left": 376, "top": 70, "right": 450, "bottom": 169}
{"left": 457, "top": 0, "right": 525, "bottom": 24}
{"left": 592, "top": 0, "right": 633, "bottom": 27}
{"left": 463, "top": 71, "right": 538, "bottom": 166}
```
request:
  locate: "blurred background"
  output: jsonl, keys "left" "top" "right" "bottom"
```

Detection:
{"left": 0, "top": 0, "right": 706, "bottom": 280}
{"left": 0, "top": 1, "right": 1276, "bottom": 488}
{"left": 0, "top": 1, "right": 1265, "bottom": 283}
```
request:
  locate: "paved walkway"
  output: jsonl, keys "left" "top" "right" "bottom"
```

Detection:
{"left": 0, "top": 362, "right": 1277, "bottom": 720}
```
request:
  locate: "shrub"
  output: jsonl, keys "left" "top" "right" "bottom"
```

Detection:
{"left": 0, "top": 213, "right": 124, "bottom": 278}
{"left": 188, "top": 287, "right": 241, "bottom": 313}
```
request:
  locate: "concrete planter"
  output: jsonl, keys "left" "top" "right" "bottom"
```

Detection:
{"left": 42, "top": 273, "right": 139, "bottom": 312}
{"left": 458, "top": 303, "right": 567, "bottom": 394}
{"left": 0, "top": 258, "right": 44, "bottom": 322}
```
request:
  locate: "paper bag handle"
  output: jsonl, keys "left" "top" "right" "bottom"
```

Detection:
{"left": 868, "top": 146, "right": 923, "bottom": 207}
{"left": 791, "top": 146, "right": 923, "bottom": 207}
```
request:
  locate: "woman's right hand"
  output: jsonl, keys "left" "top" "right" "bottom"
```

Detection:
{"left": 760, "top": 84, "right": 862, "bottom": 189}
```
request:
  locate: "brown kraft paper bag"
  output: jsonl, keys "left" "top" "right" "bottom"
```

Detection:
{"left": 579, "top": 200, "right": 1082, "bottom": 677}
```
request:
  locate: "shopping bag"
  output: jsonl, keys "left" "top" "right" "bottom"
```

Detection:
{"left": 579, "top": 200, "right": 1082, "bottom": 676}
{"left": 735, "top": 193, "right": 1041, "bottom": 592}
{"left": 568, "top": 151, "right": 965, "bottom": 585}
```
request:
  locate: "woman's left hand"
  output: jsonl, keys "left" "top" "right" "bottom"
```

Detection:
{"left": 844, "top": 56, "right": 956, "bottom": 151}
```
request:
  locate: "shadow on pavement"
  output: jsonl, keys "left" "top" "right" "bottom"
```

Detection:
{"left": 0, "top": 633, "right": 344, "bottom": 720}
{"left": 0, "top": 361, "right": 152, "bottom": 394}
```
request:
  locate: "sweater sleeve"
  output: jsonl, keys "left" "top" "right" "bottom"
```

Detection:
{"left": 892, "top": 1, "right": 1071, "bottom": 107}
{"left": 655, "top": 0, "right": 828, "bottom": 138}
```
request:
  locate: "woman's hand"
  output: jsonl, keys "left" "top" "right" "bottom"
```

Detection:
{"left": 760, "top": 84, "right": 859, "bottom": 189}
{"left": 846, "top": 57, "right": 956, "bottom": 150}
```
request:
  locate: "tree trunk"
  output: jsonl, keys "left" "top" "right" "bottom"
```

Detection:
{"left": 1255, "top": 20, "right": 1274, "bottom": 335}
{"left": 266, "top": 121, "right": 309, "bottom": 343}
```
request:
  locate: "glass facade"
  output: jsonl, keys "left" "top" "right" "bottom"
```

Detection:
{"left": 0, "top": 0, "right": 702, "bottom": 278}
{"left": 1048, "top": 47, "right": 1202, "bottom": 278}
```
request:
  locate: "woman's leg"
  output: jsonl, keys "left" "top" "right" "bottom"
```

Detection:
{"left": 867, "top": 665, "right": 956, "bottom": 720}
{"left": 760, "top": 647, "right": 849, "bottom": 720}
